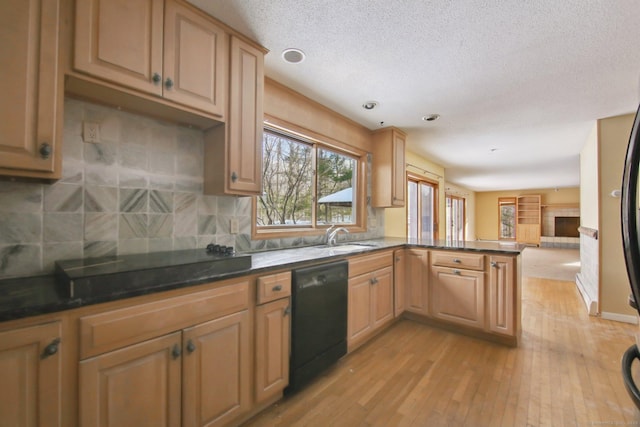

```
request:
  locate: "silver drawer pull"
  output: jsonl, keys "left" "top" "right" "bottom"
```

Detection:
{"left": 453, "top": 269, "right": 461, "bottom": 275}
{"left": 452, "top": 258, "right": 461, "bottom": 263}
{"left": 272, "top": 285, "right": 283, "bottom": 291}
{"left": 490, "top": 261, "right": 498, "bottom": 268}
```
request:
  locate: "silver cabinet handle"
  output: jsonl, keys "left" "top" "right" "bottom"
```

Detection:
{"left": 165, "top": 77, "right": 174, "bottom": 89}
{"left": 272, "top": 285, "right": 282, "bottom": 291}
{"left": 452, "top": 269, "right": 461, "bottom": 275}
{"left": 284, "top": 306, "right": 291, "bottom": 316}
{"left": 152, "top": 72, "right": 161, "bottom": 84}
{"left": 452, "top": 258, "right": 461, "bottom": 263}
{"left": 490, "top": 261, "right": 498, "bottom": 268}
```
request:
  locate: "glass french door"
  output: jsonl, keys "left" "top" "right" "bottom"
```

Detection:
{"left": 407, "top": 178, "right": 438, "bottom": 241}
{"left": 446, "top": 195, "right": 465, "bottom": 243}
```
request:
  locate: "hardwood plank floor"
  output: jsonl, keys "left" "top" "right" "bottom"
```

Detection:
{"left": 243, "top": 277, "right": 640, "bottom": 426}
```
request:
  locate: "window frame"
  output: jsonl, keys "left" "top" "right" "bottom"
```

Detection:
{"left": 446, "top": 194, "right": 465, "bottom": 242}
{"left": 498, "top": 197, "right": 517, "bottom": 240}
{"left": 252, "top": 117, "right": 368, "bottom": 240}
{"left": 406, "top": 172, "right": 439, "bottom": 241}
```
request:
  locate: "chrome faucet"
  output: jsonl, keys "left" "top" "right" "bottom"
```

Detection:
{"left": 325, "top": 224, "right": 336, "bottom": 244}
{"left": 327, "top": 227, "right": 349, "bottom": 246}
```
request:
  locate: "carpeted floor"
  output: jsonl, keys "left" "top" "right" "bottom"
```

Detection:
{"left": 521, "top": 246, "right": 580, "bottom": 282}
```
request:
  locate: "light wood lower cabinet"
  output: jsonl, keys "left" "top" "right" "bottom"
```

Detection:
{"left": 255, "top": 298, "right": 290, "bottom": 403}
{"left": 79, "top": 311, "right": 251, "bottom": 427}
{"left": 78, "top": 280, "right": 251, "bottom": 427}
{"left": 393, "top": 249, "right": 406, "bottom": 317}
{"left": 79, "top": 332, "right": 182, "bottom": 427}
{"left": 430, "top": 266, "right": 485, "bottom": 329}
{"left": 347, "top": 251, "right": 394, "bottom": 352}
{"left": 405, "top": 249, "right": 429, "bottom": 315}
{"left": 183, "top": 311, "right": 251, "bottom": 427}
{"left": 488, "top": 255, "right": 516, "bottom": 336}
{"left": 0, "top": 321, "right": 62, "bottom": 427}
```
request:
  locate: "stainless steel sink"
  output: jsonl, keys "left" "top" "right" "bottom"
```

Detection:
{"left": 315, "top": 242, "right": 379, "bottom": 254}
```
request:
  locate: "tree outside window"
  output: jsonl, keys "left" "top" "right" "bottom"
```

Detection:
{"left": 256, "top": 129, "right": 357, "bottom": 229}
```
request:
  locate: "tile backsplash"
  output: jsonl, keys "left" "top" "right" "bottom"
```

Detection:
{"left": 0, "top": 98, "right": 384, "bottom": 279}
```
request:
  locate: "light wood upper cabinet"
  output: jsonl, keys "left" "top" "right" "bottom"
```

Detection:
{"left": 0, "top": 0, "right": 62, "bottom": 179}
{"left": 74, "top": 0, "right": 227, "bottom": 119}
{"left": 372, "top": 127, "right": 406, "bottom": 207}
{"left": 74, "top": 0, "right": 164, "bottom": 96}
{"left": 204, "top": 36, "right": 264, "bottom": 196}
{"left": 0, "top": 321, "right": 62, "bottom": 427}
{"left": 163, "top": 0, "right": 227, "bottom": 117}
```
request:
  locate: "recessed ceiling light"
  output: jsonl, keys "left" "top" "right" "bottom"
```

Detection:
{"left": 282, "top": 48, "right": 305, "bottom": 64}
{"left": 362, "top": 101, "right": 378, "bottom": 110}
{"left": 422, "top": 114, "right": 440, "bottom": 122}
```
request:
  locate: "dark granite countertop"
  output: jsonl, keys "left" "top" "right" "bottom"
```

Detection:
{"left": 0, "top": 238, "right": 524, "bottom": 323}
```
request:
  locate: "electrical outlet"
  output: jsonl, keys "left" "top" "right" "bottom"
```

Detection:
{"left": 83, "top": 121, "right": 101, "bottom": 143}
{"left": 230, "top": 218, "right": 239, "bottom": 234}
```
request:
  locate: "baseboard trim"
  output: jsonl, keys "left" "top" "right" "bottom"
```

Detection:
{"left": 601, "top": 311, "right": 638, "bottom": 324}
{"left": 575, "top": 273, "right": 598, "bottom": 316}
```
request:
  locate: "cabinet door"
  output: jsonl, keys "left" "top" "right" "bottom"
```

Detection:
{"left": 372, "top": 127, "right": 406, "bottom": 207}
{"left": 74, "top": 0, "right": 164, "bottom": 96}
{"left": 79, "top": 332, "right": 182, "bottom": 427}
{"left": 393, "top": 250, "right": 406, "bottom": 317}
{"left": 182, "top": 310, "right": 251, "bottom": 427}
{"left": 405, "top": 249, "right": 429, "bottom": 315}
{"left": 227, "top": 36, "right": 264, "bottom": 194}
{"left": 488, "top": 256, "right": 515, "bottom": 335}
{"left": 255, "top": 298, "right": 290, "bottom": 403}
{"left": 163, "top": 0, "right": 227, "bottom": 117}
{"left": 372, "top": 266, "right": 394, "bottom": 329}
{"left": 347, "top": 274, "right": 373, "bottom": 349}
{"left": 0, "top": 321, "right": 62, "bottom": 427}
{"left": 391, "top": 130, "right": 406, "bottom": 206}
{"left": 0, "top": 0, "right": 61, "bottom": 176}
{"left": 431, "top": 266, "right": 485, "bottom": 329}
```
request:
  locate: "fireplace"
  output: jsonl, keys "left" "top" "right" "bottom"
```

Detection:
{"left": 555, "top": 216, "right": 580, "bottom": 237}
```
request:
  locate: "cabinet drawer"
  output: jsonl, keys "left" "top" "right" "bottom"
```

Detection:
{"left": 349, "top": 251, "right": 393, "bottom": 278}
{"left": 257, "top": 271, "right": 291, "bottom": 304}
{"left": 431, "top": 251, "right": 485, "bottom": 271}
{"left": 79, "top": 280, "right": 249, "bottom": 359}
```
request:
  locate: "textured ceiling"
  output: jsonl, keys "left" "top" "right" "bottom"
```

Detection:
{"left": 189, "top": 0, "right": 640, "bottom": 191}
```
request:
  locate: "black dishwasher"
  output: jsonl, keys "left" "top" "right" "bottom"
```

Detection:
{"left": 286, "top": 260, "right": 348, "bottom": 394}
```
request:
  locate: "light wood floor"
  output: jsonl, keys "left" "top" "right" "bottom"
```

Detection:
{"left": 243, "top": 277, "right": 640, "bottom": 427}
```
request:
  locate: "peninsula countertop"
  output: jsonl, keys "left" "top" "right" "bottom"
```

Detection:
{"left": 0, "top": 238, "right": 525, "bottom": 322}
